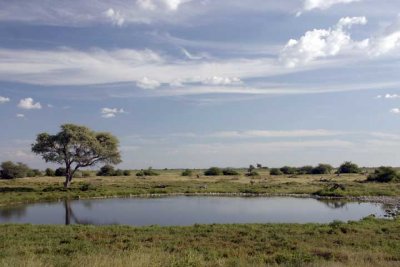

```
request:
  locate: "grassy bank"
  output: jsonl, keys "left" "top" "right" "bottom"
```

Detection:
{"left": 1, "top": 217, "right": 399, "bottom": 266}
{"left": 1, "top": 170, "right": 400, "bottom": 206}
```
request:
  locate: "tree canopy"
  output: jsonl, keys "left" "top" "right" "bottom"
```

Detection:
{"left": 32, "top": 124, "right": 121, "bottom": 187}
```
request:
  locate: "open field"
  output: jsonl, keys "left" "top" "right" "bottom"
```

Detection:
{"left": 1, "top": 216, "right": 400, "bottom": 267}
{"left": 1, "top": 169, "right": 400, "bottom": 206}
{"left": 1, "top": 170, "right": 399, "bottom": 267}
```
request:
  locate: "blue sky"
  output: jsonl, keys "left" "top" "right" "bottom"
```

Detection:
{"left": 1, "top": 0, "right": 400, "bottom": 169}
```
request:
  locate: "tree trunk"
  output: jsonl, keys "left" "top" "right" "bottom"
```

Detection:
{"left": 64, "top": 200, "right": 71, "bottom": 225}
{"left": 64, "top": 174, "right": 72, "bottom": 188}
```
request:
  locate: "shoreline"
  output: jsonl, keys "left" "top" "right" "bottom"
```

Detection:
{"left": 2, "top": 192, "right": 399, "bottom": 211}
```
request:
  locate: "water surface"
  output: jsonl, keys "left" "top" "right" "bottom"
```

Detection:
{"left": 0, "top": 196, "right": 386, "bottom": 226}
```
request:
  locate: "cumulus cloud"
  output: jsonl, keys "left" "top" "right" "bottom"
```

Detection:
{"left": 104, "top": 8, "right": 125, "bottom": 26}
{"left": 0, "top": 96, "right": 10, "bottom": 104}
{"left": 202, "top": 76, "right": 242, "bottom": 86}
{"left": 390, "top": 108, "right": 400, "bottom": 114}
{"left": 280, "top": 17, "right": 368, "bottom": 67}
{"left": 17, "top": 98, "right": 42, "bottom": 110}
{"left": 368, "top": 16, "right": 400, "bottom": 57}
{"left": 301, "top": 0, "right": 361, "bottom": 12}
{"left": 101, "top": 107, "right": 125, "bottom": 118}
{"left": 137, "top": 0, "right": 189, "bottom": 11}
{"left": 377, "top": 94, "right": 400, "bottom": 99}
{"left": 137, "top": 77, "right": 161, "bottom": 89}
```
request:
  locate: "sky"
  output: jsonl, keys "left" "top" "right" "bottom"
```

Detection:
{"left": 1, "top": 0, "right": 400, "bottom": 169}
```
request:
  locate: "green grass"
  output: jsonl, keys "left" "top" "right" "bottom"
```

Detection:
{"left": 1, "top": 216, "right": 399, "bottom": 266}
{"left": 1, "top": 171, "right": 400, "bottom": 206}
{"left": 1, "top": 170, "right": 400, "bottom": 266}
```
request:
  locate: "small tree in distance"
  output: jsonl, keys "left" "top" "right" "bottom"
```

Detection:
{"left": 338, "top": 161, "right": 361, "bottom": 174}
{"left": 32, "top": 124, "right": 121, "bottom": 188}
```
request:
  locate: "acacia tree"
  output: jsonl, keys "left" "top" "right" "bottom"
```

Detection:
{"left": 32, "top": 124, "right": 121, "bottom": 188}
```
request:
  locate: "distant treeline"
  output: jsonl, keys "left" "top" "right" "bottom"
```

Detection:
{"left": 1, "top": 160, "right": 399, "bottom": 183}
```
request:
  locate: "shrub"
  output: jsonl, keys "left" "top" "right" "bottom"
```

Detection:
{"left": 181, "top": 169, "right": 193, "bottom": 176}
{"left": 367, "top": 167, "right": 400, "bottom": 183}
{"left": 45, "top": 168, "right": 55, "bottom": 176}
{"left": 114, "top": 169, "right": 124, "bottom": 176}
{"left": 123, "top": 170, "right": 131, "bottom": 176}
{"left": 297, "top": 166, "right": 314, "bottom": 175}
{"left": 97, "top": 165, "right": 115, "bottom": 176}
{"left": 222, "top": 168, "right": 239, "bottom": 176}
{"left": 270, "top": 168, "right": 283, "bottom": 176}
{"left": 82, "top": 171, "right": 92, "bottom": 177}
{"left": 204, "top": 167, "right": 222, "bottom": 176}
{"left": 73, "top": 171, "right": 83, "bottom": 178}
{"left": 136, "top": 167, "right": 159, "bottom": 177}
{"left": 27, "top": 169, "right": 42, "bottom": 177}
{"left": 280, "top": 166, "right": 297, "bottom": 175}
{"left": 338, "top": 161, "right": 361, "bottom": 174}
{"left": 0, "top": 161, "right": 30, "bottom": 179}
{"left": 246, "top": 171, "right": 260, "bottom": 177}
{"left": 312, "top": 164, "right": 333, "bottom": 174}
{"left": 54, "top": 167, "right": 66, "bottom": 177}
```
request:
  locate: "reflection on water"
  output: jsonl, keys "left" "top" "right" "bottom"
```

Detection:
{"left": 0, "top": 206, "right": 27, "bottom": 219}
{"left": 64, "top": 200, "right": 94, "bottom": 225}
{"left": 0, "top": 197, "right": 387, "bottom": 226}
{"left": 317, "top": 199, "right": 348, "bottom": 209}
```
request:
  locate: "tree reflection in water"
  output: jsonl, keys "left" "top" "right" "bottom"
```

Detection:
{"left": 317, "top": 199, "right": 348, "bottom": 209}
{"left": 64, "top": 200, "right": 94, "bottom": 225}
{"left": 0, "top": 205, "right": 27, "bottom": 219}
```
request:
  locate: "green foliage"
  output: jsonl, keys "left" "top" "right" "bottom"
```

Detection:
{"left": 26, "top": 169, "right": 42, "bottom": 177}
{"left": 136, "top": 167, "right": 159, "bottom": 177}
{"left": 45, "top": 168, "right": 55, "bottom": 177}
{"left": 204, "top": 167, "right": 222, "bottom": 176}
{"left": 97, "top": 165, "right": 115, "bottom": 176}
{"left": 367, "top": 166, "right": 400, "bottom": 183}
{"left": 270, "top": 168, "right": 283, "bottom": 175}
{"left": 297, "top": 166, "right": 314, "bottom": 175}
{"left": 280, "top": 166, "right": 297, "bottom": 175}
{"left": 246, "top": 170, "right": 260, "bottom": 177}
{"left": 114, "top": 169, "right": 124, "bottom": 176}
{"left": 222, "top": 168, "right": 239, "bottom": 176}
{"left": 311, "top": 164, "right": 333, "bottom": 174}
{"left": 54, "top": 167, "right": 66, "bottom": 177}
{"left": 0, "top": 161, "right": 30, "bottom": 179}
{"left": 81, "top": 171, "right": 92, "bottom": 177}
{"left": 181, "top": 169, "right": 193, "bottom": 176}
{"left": 31, "top": 124, "right": 121, "bottom": 187}
{"left": 97, "top": 165, "right": 130, "bottom": 176}
{"left": 338, "top": 161, "right": 361, "bottom": 174}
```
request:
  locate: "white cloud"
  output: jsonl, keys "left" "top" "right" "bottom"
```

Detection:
{"left": 369, "top": 16, "right": 400, "bottom": 56}
{"left": 209, "top": 129, "right": 346, "bottom": 139}
{"left": 17, "top": 98, "right": 42, "bottom": 110}
{"left": 137, "top": 0, "right": 189, "bottom": 11}
{"left": 0, "top": 96, "right": 10, "bottom": 104}
{"left": 137, "top": 77, "right": 161, "bottom": 89}
{"left": 104, "top": 8, "right": 125, "bottom": 26}
{"left": 302, "top": 0, "right": 361, "bottom": 12}
{"left": 202, "top": 76, "right": 242, "bottom": 86}
{"left": 390, "top": 108, "right": 400, "bottom": 114}
{"left": 16, "top": 114, "right": 25, "bottom": 118}
{"left": 280, "top": 17, "right": 368, "bottom": 67}
{"left": 101, "top": 107, "right": 125, "bottom": 118}
{"left": 377, "top": 94, "right": 400, "bottom": 99}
